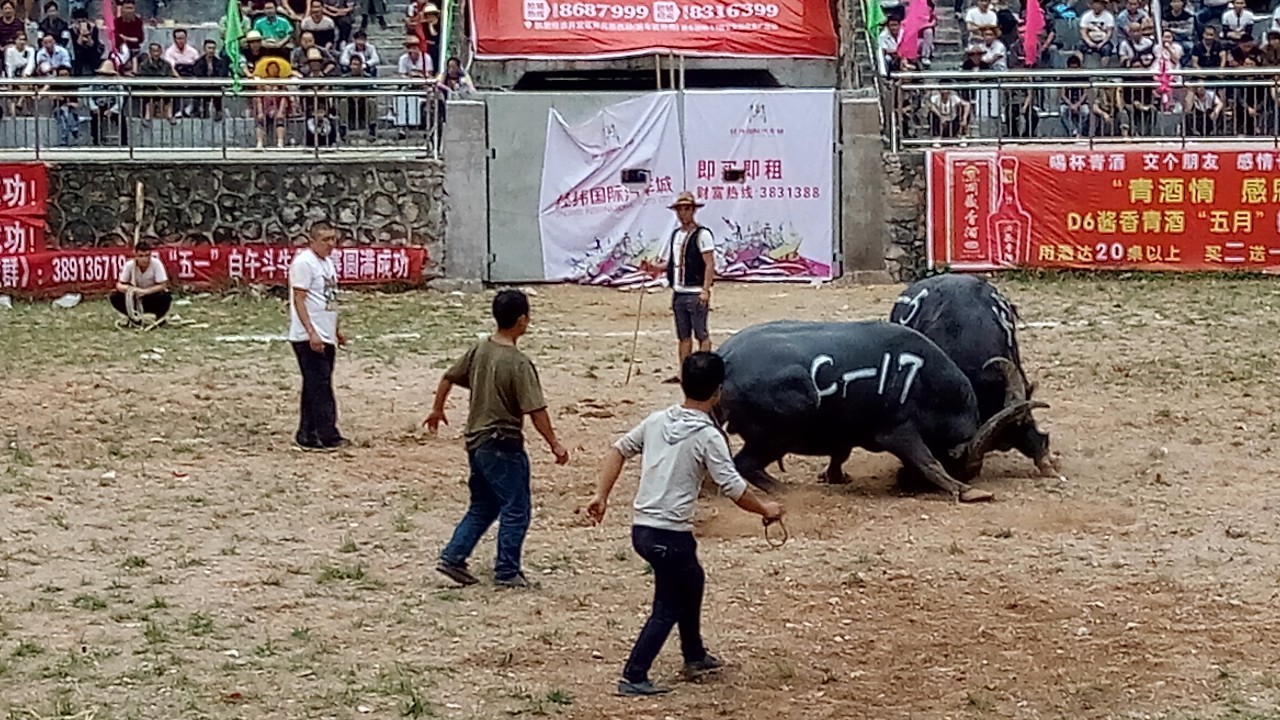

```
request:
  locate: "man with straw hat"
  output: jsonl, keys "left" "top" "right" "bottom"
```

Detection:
{"left": 662, "top": 191, "right": 716, "bottom": 384}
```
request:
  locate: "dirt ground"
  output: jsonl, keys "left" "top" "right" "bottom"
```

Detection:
{"left": 3, "top": 277, "right": 1280, "bottom": 720}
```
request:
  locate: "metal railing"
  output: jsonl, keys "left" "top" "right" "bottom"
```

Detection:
{"left": 885, "top": 67, "right": 1280, "bottom": 150}
{"left": 0, "top": 77, "right": 445, "bottom": 160}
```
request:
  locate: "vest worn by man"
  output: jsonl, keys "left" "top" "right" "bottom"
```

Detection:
{"left": 666, "top": 225, "right": 709, "bottom": 291}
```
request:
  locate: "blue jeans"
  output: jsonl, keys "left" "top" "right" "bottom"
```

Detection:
{"left": 439, "top": 437, "right": 531, "bottom": 581}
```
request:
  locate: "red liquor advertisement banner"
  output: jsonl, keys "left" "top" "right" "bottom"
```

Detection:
{"left": 472, "top": 0, "right": 838, "bottom": 59}
{"left": 0, "top": 163, "right": 48, "bottom": 256}
{"left": 0, "top": 244, "right": 429, "bottom": 298}
{"left": 927, "top": 147, "right": 1280, "bottom": 272}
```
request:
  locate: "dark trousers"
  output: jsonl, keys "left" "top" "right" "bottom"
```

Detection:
{"left": 109, "top": 290, "right": 172, "bottom": 319}
{"left": 440, "top": 436, "right": 532, "bottom": 581}
{"left": 622, "top": 525, "right": 708, "bottom": 683}
{"left": 291, "top": 341, "right": 342, "bottom": 447}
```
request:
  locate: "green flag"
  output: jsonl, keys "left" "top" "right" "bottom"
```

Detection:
{"left": 863, "top": 0, "right": 885, "bottom": 41}
{"left": 222, "top": 0, "right": 244, "bottom": 93}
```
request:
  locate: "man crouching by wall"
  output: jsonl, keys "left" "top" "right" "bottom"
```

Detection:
{"left": 111, "top": 241, "right": 172, "bottom": 328}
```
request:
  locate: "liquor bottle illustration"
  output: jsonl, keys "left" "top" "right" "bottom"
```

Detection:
{"left": 985, "top": 155, "right": 1033, "bottom": 267}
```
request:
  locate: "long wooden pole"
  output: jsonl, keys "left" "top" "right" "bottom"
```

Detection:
{"left": 624, "top": 288, "right": 644, "bottom": 385}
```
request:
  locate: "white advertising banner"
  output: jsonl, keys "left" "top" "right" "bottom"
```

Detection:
{"left": 682, "top": 89, "right": 835, "bottom": 281}
{"left": 538, "top": 92, "right": 685, "bottom": 285}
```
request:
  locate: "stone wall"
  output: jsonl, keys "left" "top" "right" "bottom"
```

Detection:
{"left": 45, "top": 161, "right": 445, "bottom": 270}
{"left": 883, "top": 150, "right": 927, "bottom": 281}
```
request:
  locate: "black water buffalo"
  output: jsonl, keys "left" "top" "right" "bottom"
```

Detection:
{"left": 715, "top": 320, "right": 1045, "bottom": 503}
{"left": 889, "top": 274, "right": 1058, "bottom": 476}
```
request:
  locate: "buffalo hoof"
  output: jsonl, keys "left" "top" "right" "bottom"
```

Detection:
{"left": 958, "top": 488, "right": 995, "bottom": 503}
{"left": 820, "top": 471, "right": 854, "bottom": 485}
{"left": 1035, "top": 452, "right": 1063, "bottom": 477}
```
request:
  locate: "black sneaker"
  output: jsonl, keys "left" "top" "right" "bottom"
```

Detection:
{"left": 295, "top": 440, "right": 328, "bottom": 452}
{"left": 494, "top": 572, "right": 539, "bottom": 589}
{"left": 683, "top": 653, "right": 724, "bottom": 679}
{"left": 617, "top": 680, "right": 671, "bottom": 696}
{"left": 435, "top": 561, "right": 479, "bottom": 586}
{"left": 324, "top": 438, "right": 353, "bottom": 450}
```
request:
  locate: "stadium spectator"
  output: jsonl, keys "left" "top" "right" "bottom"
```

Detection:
{"left": 1058, "top": 55, "right": 1091, "bottom": 137}
{"left": 962, "top": 0, "right": 997, "bottom": 41}
{"left": 136, "top": 42, "right": 178, "bottom": 126}
{"left": 1078, "top": 0, "right": 1117, "bottom": 64}
{"left": 255, "top": 57, "right": 289, "bottom": 148}
{"left": 253, "top": 2, "right": 294, "bottom": 59}
{"left": 1183, "top": 82, "right": 1223, "bottom": 135}
{"left": 1118, "top": 70, "right": 1157, "bottom": 134}
{"left": 878, "top": 17, "right": 908, "bottom": 72}
{"left": 0, "top": 2, "right": 26, "bottom": 47}
{"left": 395, "top": 34, "right": 433, "bottom": 137}
{"left": 339, "top": 29, "right": 379, "bottom": 72}
{"left": 70, "top": 8, "right": 101, "bottom": 76}
{"left": 1118, "top": 22, "right": 1156, "bottom": 69}
{"left": 295, "top": 44, "right": 338, "bottom": 78}
{"left": 341, "top": 53, "right": 376, "bottom": 138}
{"left": 1190, "top": 25, "right": 1227, "bottom": 69}
{"left": 322, "top": 0, "right": 355, "bottom": 46}
{"left": 1262, "top": 30, "right": 1280, "bottom": 65}
{"left": 1163, "top": 0, "right": 1195, "bottom": 64}
{"left": 51, "top": 65, "right": 79, "bottom": 145}
{"left": 1230, "top": 54, "right": 1267, "bottom": 133}
{"left": 396, "top": 33, "right": 432, "bottom": 77}
{"left": 38, "top": 2, "right": 68, "bottom": 47}
{"left": 89, "top": 60, "right": 128, "bottom": 146}
{"left": 916, "top": 0, "right": 936, "bottom": 68}
{"left": 926, "top": 86, "right": 970, "bottom": 139}
{"left": 114, "top": 0, "right": 144, "bottom": 56}
{"left": 306, "top": 103, "right": 338, "bottom": 146}
{"left": 1157, "top": 29, "right": 1184, "bottom": 75}
{"left": 1115, "top": 0, "right": 1150, "bottom": 36}
{"left": 301, "top": 2, "right": 337, "bottom": 49}
{"left": 281, "top": 0, "right": 309, "bottom": 21}
{"left": 221, "top": 0, "right": 253, "bottom": 34}
{"left": 1197, "top": 0, "right": 1230, "bottom": 34}
{"left": 111, "top": 242, "right": 172, "bottom": 327}
{"left": 978, "top": 26, "right": 1007, "bottom": 70}
{"left": 438, "top": 56, "right": 476, "bottom": 99}
{"left": 191, "top": 39, "right": 228, "bottom": 120}
{"left": 165, "top": 29, "right": 199, "bottom": 118}
{"left": 406, "top": 1, "right": 440, "bottom": 67}
{"left": 359, "top": 0, "right": 387, "bottom": 31}
{"left": 1005, "top": 82, "right": 1041, "bottom": 138}
{"left": 1229, "top": 34, "right": 1263, "bottom": 65}
{"left": 36, "top": 33, "right": 71, "bottom": 73}
{"left": 241, "top": 31, "right": 269, "bottom": 74}
{"left": 290, "top": 31, "right": 336, "bottom": 71}
{"left": 1220, "top": 0, "right": 1256, "bottom": 47}
{"left": 5, "top": 33, "right": 34, "bottom": 77}
{"left": 1090, "top": 83, "right": 1126, "bottom": 136}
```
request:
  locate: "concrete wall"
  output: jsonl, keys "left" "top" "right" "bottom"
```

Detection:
{"left": 46, "top": 160, "right": 444, "bottom": 264}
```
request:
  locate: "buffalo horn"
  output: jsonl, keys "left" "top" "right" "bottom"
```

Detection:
{"left": 984, "top": 357, "right": 1028, "bottom": 406}
{"left": 965, "top": 400, "right": 1050, "bottom": 472}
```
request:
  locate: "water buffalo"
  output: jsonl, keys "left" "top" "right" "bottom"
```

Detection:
{"left": 890, "top": 274, "right": 1058, "bottom": 476}
{"left": 715, "top": 320, "right": 1046, "bottom": 503}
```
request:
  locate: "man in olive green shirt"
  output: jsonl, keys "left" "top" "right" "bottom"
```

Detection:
{"left": 425, "top": 289, "right": 569, "bottom": 589}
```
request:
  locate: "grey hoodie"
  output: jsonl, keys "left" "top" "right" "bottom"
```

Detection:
{"left": 614, "top": 405, "right": 748, "bottom": 533}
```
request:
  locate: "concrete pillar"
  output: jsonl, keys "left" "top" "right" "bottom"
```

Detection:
{"left": 838, "top": 96, "right": 894, "bottom": 284}
{"left": 442, "top": 100, "right": 489, "bottom": 283}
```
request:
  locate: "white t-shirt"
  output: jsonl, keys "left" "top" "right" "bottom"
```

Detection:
{"left": 879, "top": 28, "right": 902, "bottom": 55}
{"left": 1080, "top": 10, "right": 1116, "bottom": 44}
{"left": 982, "top": 39, "right": 1008, "bottom": 69}
{"left": 118, "top": 257, "right": 169, "bottom": 289}
{"left": 1221, "top": 9, "right": 1256, "bottom": 31}
{"left": 397, "top": 51, "right": 434, "bottom": 76}
{"left": 964, "top": 7, "right": 998, "bottom": 30}
{"left": 288, "top": 248, "right": 339, "bottom": 344}
{"left": 671, "top": 226, "right": 715, "bottom": 294}
{"left": 929, "top": 91, "right": 965, "bottom": 120}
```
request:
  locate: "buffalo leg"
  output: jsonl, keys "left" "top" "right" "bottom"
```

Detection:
{"left": 876, "top": 426, "right": 993, "bottom": 503}
{"left": 820, "top": 447, "right": 854, "bottom": 485}
{"left": 732, "top": 443, "right": 784, "bottom": 494}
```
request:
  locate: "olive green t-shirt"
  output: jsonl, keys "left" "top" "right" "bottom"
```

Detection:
{"left": 444, "top": 338, "right": 546, "bottom": 450}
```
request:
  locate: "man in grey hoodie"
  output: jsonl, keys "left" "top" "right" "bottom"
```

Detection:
{"left": 587, "top": 351, "right": 785, "bottom": 696}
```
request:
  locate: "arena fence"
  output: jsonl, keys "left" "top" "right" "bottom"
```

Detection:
{"left": 0, "top": 77, "right": 442, "bottom": 161}
{"left": 886, "top": 67, "right": 1280, "bottom": 151}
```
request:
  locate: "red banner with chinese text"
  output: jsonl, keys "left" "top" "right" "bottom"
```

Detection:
{"left": 472, "top": 0, "right": 838, "bottom": 59}
{"left": 0, "top": 244, "right": 430, "bottom": 298}
{"left": 927, "top": 147, "right": 1280, "bottom": 272}
{"left": 0, "top": 163, "right": 48, "bottom": 256}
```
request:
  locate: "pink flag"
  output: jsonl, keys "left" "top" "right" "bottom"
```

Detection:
{"left": 898, "top": 0, "right": 931, "bottom": 60}
{"left": 1022, "top": 0, "right": 1045, "bottom": 66}
{"left": 102, "top": 0, "right": 117, "bottom": 57}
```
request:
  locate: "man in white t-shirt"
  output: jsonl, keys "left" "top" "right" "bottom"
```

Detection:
{"left": 110, "top": 241, "right": 172, "bottom": 327}
{"left": 1078, "top": 0, "right": 1117, "bottom": 60}
{"left": 663, "top": 191, "right": 715, "bottom": 385}
{"left": 1220, "top": 0, "right": 1256, "bottom": 46}
{"left": 288, "top": 221, "right": 349, "bottom": 451}
{"left": 963, "top": 0, "right": 998, "bottom": 42}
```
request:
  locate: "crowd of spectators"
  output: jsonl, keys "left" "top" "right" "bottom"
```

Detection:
{"left": 882, "top": 0, "right": 1280, "bottom": 141}
{"left": 0, "top": 0, "right": 474, "bottom": 148}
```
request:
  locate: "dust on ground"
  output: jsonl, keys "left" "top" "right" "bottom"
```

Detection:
{"left": 3, "top": 277, "right": 1280, "bottom": 720}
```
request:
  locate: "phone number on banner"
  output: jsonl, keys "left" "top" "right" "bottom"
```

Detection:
{"left": 542, "top": 2, "right": 783, "bottom": 20}
{"left": 52, "top": 253, "right": 126, "bottom": 285}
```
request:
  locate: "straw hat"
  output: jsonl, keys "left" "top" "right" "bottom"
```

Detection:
{"left": 245, "top": 29, "right": 263, "bottom": 41}
{"left": 421, "top": 2, "right": 439, "bottom": 14}
{"left": 668, "top": 191, "right": 704, "bottom": 209}
{"left": 253, "top": 56, "right": 292, "bottom": 78}
{"left": 306, "top": 47, "right": 323, "bottom": 61}
{"left": 96, "top": 59, "right": 118, "bottom": 75}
